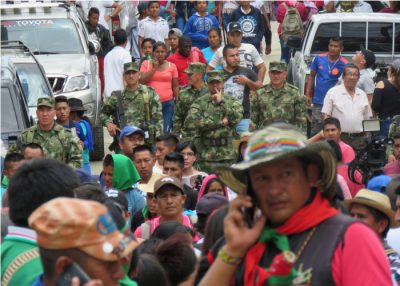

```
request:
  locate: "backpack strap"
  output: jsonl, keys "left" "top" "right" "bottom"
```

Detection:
{"left": 140, "top": 220, "right": 151, "bottom": 240}
{"left": 1, "top": 248, "right": 40, "bottom": 286}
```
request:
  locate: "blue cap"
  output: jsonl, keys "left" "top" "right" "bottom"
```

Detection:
{"left": 366, "top": 175, "right": 392, "bottom": 193}
{"left": 119, "top": 125, "right": 145, "bottom": 140}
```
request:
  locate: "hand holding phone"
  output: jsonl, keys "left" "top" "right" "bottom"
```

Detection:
{"left": 56, "top": 263, "right": 90, "bottom": 286}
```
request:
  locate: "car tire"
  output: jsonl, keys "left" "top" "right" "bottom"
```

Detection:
{"left": 90, "top": 125, "right": 105, "bottom": 161}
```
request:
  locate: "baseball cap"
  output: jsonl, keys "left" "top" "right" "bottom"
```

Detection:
{"left": 124, "top": 62, "right": 140, "bottom": 73}
{"left": 184, "top": 62, "right": 206, "bottom": 74}
{"left": 196, "top": 193, "right": 229, "bottom": 216}
{"left": 227, "top": 22, "right": 242, "bottom": 33}
{"left": 361, "top": 50, "right": 376, "bottom": 69}
{"left": 154, "top": 176, "right": 184, "bottom": 197}
{"left": 119, "top": 125, "right": 145, "bottom": 140}
{"left": 366, "top": 175, "right": 392, "bottom": 193}
{"left": 169, "top": 28, "right": 183, "bottom": 38}
{"left": 137, "top": 2, "right": 147, "bottom": 13}
{"left": 28, "top": 197, "right": 139, "bottom": 261}
{"left": 269, "top": 61, "right": 287, "bottom": 72}
{"left": 105, "top": 189, "right": 129, "bottom": 213}
{"left": 37, "top": 97, "right": 55, "bottom": 108}
{"left": 206, "top": 70, "right": 224, "bottom": 83}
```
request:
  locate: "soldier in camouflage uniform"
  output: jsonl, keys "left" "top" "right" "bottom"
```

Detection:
{"left": 100, "top": 62, "right": 163, "bottom": 145}
{"left": 251, "top": 62, "right": 308, "bottom": 133}
{"left": 173, "top": 62, "right": 208, "bottom": 139}
{"left": 8, "top": 97, "right": 82, "bottom": 168}
{"left": 184, "top": 70, "right": 243, "bottom": 173}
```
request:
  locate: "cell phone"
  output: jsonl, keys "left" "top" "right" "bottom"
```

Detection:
{"left": 243, "top": 179, "right": 257, "bottom": 228}
{"left": 56, "top": 263, "right": 91, "bottom": 286}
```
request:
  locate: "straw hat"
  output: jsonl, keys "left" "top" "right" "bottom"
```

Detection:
{"left": 137, "top": 173, "right": 166, "bottom": 194}
{"left": 216, "top": 123, "right": 337, "bottom": 196}
{"left": 344, "top": 189, "right": 395, "bottom": 227}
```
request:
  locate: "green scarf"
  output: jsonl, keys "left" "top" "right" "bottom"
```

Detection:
{"left": 111, "top": 154, "right": 141, "bottom": 191}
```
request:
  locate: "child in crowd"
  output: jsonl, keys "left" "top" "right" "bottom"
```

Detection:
{"left": 167, "top": 28, "right": 183, "bottom": 56}
{"left": 183, "top": 1, "right": 219, "bottom": 49}
{"left": 139, "top": 38, "right": 156, "bottom": 67}
{"left": 68, "top": 98, "right": 93, "bottom": 175}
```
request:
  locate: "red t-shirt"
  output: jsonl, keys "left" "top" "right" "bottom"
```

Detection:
{"left": 337, "top": 165, "right": 364, "bottom": 198}
{"left": 167, "top": 48, "right": 206, "bottom": 86}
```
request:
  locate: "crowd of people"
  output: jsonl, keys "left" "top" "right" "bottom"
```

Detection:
{"left": 2, "top": 0, "right": 400, "bottom": 285}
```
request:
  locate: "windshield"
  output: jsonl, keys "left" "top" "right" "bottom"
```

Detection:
{"left": 1, "top": 87, "right": 19, "bottom": 132}
{"left": 1, "top": 19, "right": 83, "bottom": 54}
{"left": 16, "top": 63, "right": 52, "bottom": 107}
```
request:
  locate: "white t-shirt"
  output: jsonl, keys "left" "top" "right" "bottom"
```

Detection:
{"left": 79, "top": 0, "right": 114, "bottom": 28}
{"left": 103, "top": 46, "right": 131, "bottom": 97}
{"left": 209, "top": 43, "right": 264, "bottom": 70}
{"left": 138, "top": 16, "right": 169, "bottom": 43}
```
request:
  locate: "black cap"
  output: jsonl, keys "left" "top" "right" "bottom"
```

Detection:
{"left": 361, "top": 50, "right": 376, "bottom": 69}
{"left": 227, "top": 22, "right": 242, "bottom": 33}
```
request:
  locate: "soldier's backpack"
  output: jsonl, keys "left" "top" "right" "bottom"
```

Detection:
{"left": 281, "top": 3, "right": 304, "bottom": 44}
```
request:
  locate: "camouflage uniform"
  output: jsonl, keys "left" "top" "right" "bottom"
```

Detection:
{"left": 251, "top": 62, "right": 308, "bottom": 133}
{"left": 184, "top": 70, "right": 243, "bottom": 173}
{"left": 8, "top": 98, "right": 82, "bottom": 169}
{"left": 100, "top": 62, "right": 163, "bottom": 144}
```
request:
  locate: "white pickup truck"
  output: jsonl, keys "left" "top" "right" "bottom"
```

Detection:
{"left": 287, "top": 13, "right": 400, "bottom": 94}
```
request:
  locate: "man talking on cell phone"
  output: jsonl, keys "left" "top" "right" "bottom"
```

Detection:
{"left": 184, "top": 70, "right": 243, "bottom": 173}
{"left": 196, "top": 123, "right": 392, "bottom": 285}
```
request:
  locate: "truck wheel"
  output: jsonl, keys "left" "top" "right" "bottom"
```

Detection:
{"left": 90, "top": 125, "right": 105, "bottom": 161}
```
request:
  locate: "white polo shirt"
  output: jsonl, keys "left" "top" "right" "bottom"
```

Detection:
{"left": 322, "top": 84, "right": 372, "bottom": 133}
{"left": 138, "top": 16, "right": 169, "bottom": 43}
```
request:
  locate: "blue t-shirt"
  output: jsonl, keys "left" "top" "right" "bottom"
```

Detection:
{"left": 310, "top": 53, "right": 348, "bottom": 105}
{"left": 202, "top": 47, "right": 222, "bottom": 70}
{"left": 183, "top": 13, "right": 219, "bottom": 49}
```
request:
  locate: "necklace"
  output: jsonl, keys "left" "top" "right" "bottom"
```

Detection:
{"left": 294, "top": 227, "right": 317, "bottom": 262}
{"left": 328, "top": 58, "right": 340, "bottom": 75}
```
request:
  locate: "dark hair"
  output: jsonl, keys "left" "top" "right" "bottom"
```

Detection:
{"left": 8, "top": 159, "right": 77, "bottom": 227}
{"left": 223, "top": 43, "right": 237, "bottom": 57}
{"left": 147, "top": 1, "right": 160, "bottom": 8}
{"left": 129, "top": 254, "right": 170, "bottom": 286}
{"left": 22, "top": 143, "right": 44, "bottom": 153}
{"left": 155, "top": 233, "right": 197, "bottom": 285}
{"left": 330, "top": 36, "right": 343, "bottom": 46}
{"left": 208, "top": 27, "right": 222, "bottom": 43}
{"left": 39, "top": 248, "right": 88, "bottom": 279}
{"left": 156, "top": 134, "right": 179, "bottom": 149}
{"left": 343, "top": 64, "right": 360, "bottom": 77}
{"left": 4, "top": 152, "right": 24, "bottom": 170}
{"left": 202, "top": 206, "right": 229, "bottom": 255}
{"left": 323, "top": 117, "right": 341, "bottom": 130}
{"left": 151, "top": 221, "right": 194, "bottom": 240}
{"left": 179, "top": 35, "right": 192, "bottom": 46}
{"left": 55, "top": 95, "right": 68, "bottom": 104}
{"left": 326, "top": 140, "right": 342, "bottom": 163}
{"left": 352, "top": 204, "right": 390, "bottom": 238}
{"left": 204, "top": 178, "right": 224, "bottom": 194}
{"left": 195, "top": 0, "right": 208, "bottom": 7}
{"left": 164, "top": 152, "right": 184, "bottom": 169}
{"left": 176, "top": 141, "right": 198, "bottom": 155}
{"left": 88, "top": 7, "right": 99, "bottom": 17}
{"left": 153, "top": 41, "right": 167, "bottom": 52}
{"left": 141, "top": 38, "right": 156, "bottom": 49}
{"left": 103, "top": 154, "right": 114, "bottom": 167}
{"left": 386, "top": 176, "right": 400, "bottom": 207}
{"left": 74, "top": 183, "right": 107, "bottom": 203}
{"left": 114, "top": 29, "right": 127, "bottom": 45}
{"left": 132, "top": 144, "right": 154, "bottom": 158}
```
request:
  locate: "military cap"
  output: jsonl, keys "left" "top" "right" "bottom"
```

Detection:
{"left": 37, "top": 97, "right": 55, "bottom": 108}
{"left": 124, "top": 62, "right": 139, "bottom": 73}
{"left": 206, "top": 70, "right": 224, "bottom": 83}
{"left": 269, "top": 61, "right": 287, "bottom": 72}
{"left": 184, "top": 62, "right": 206, "bottom": 74}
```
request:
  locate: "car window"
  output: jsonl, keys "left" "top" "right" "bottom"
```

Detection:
{"left": 1, "top": 19, "right": 83, "bottom": 54}
{"left": 16, "top": 63, "right": 51, "bottom": 107}
{"left": 311, "top": 23, "right": 340, "bottom": 54}
{"left": 395, "top": 23, "right": 400, "bottom": 53}
{"left": 1, "top": 87, "right": 19, "bottom": 132}
{"left": 342, "top": 22, "right": 366, "bottom": 53}
{"left": 368, "top": 22, "right": 394, "bottom": 54}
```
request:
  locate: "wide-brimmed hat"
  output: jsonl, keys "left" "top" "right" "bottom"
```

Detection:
{"left": 344, "top": 189, "right": 395, "bottom": 227}
{"left": 216, "top": 123, "right": 337, "bottom": 196}
{"left": 28, "top": 198, "right": 139, "bottom": 261}
{"left": 68, "top": 98, "right": 86, "bottom": 112}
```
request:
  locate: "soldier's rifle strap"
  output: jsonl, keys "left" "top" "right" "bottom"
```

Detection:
{"left": 116, "top": 90, "right": 126, "bottom": 129}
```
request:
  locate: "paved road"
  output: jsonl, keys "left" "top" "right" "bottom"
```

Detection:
{"left": 91, "top": 21, "right": 282, "bottom": 175}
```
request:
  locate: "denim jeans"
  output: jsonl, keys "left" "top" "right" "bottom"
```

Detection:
{"left": 222, "top": 13, "right": 232, "bottom": 31}
{"left": 176, "top": 15, "right": 186, "bottom": 31}
{"left": 236, "top": 118, "right": 250, "bottom": 135}
{"left": 162, "top": 99, "right": 174, "bottom": 133}
{"left": 279, "top": 36, "right": 290, "bottom": 64}
{"left": 131, "top": 27, "right": 140, "bottom": 61}
{"left": 380, "top": 117, "right": 392, "bottom": 137}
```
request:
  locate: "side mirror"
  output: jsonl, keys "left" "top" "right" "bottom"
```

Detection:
{"left": 88, "top": 40, "right": 101, "bottom": 55}
{"left": 286, "top": 36, "right": 302, "bottom": 50}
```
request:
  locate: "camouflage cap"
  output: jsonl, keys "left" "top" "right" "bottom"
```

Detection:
{"left": 124, "top": 62, "right": 140, "bottom": 73}
{"left": 37, "top": 97, "right": 55, "bottom": 108}
{"left": 206, "top": 70, "right": 224, "bottom": 83}
{"left": 184, "top": 62, "right": 206, "bottom": 74}
{"left": 28, "top": 197, "right": 139, "bottom": 261}
{"left": 269, "top": 61, "right": 287, "bottom": 72}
